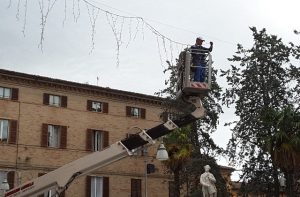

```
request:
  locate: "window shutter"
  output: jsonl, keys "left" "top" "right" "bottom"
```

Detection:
{"left": 8, "top": 120, "right": 17, "bottom": 144}
{"left": 103, "top": 131, "right": 109, "bottom": 148}
{"left": 137, "top": 179, "right": 142, "bottom": 197}
{"left": 103, "top": 177, "right": 109, "bottom": 197}
{"left": 60, "top": 126, "right": 67, "bottom": 149}
{"left": 86, "top": 176, "right": 91, "bottom": 197}
{"left": 141, "top": 108, "right": 146, "bottom": 119}
{"left": 86, "top": 129, "right": 93, "bottom": 151}
{"left": 131, "top": 179, "right": 142, "bottom": 197}
{"left": 131, "top": 179, "right": 135, "bottom": 197}
{"left": 126, "top": 106, "right": 131, "bottom": 117}
{"left": 61, "top": 96, "right": 68, "bottom": 108}
{"left": 43, "top": 93, "right": 49, "bottom": 105}
{"left": 102, "top": 102, "right": 109, "bottom": 113}
{"left": 87, "top": 100, "right": 92, "bottom": 111}
{"left": 41, "top": 124, "right": 48, "bottom": 147}
{"left": 11, "top": 88, "right": 19, "bottom": 101}
{"left": 7, "top": 171, "right": 15, "bottom": 190}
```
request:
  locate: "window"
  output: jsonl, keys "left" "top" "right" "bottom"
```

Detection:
{"left": 132, "top": 107, "right": 140, "bottom": 117}
{"left": 43, "top": 93, "right": 67, "bottom": 107}
{"left": 86, "top": 129, "right": 109, "bottom": 151}
{"left": 0, "top": 119, "right": 17, "bottom": 144}
{"left": 0, "top": 87, "right": 11, "bottom": 99}
{"left": 93, "top": 131, "right": 102, "bottom": 151}
{"left": 48, "top": 125, "right": 60, "bottom": 148}
{"left": 49, "top": 95, "right": 61, "bottom": 107}
{"left": 87, "top": 100, "right": 108, "bottom": 113}
{"left": 0, "top": 119, "right": 9, "bottom": 141}
{"left": 131, "top": 179, "right": 142, "bottom": 197}
{"left": 126, "top": 106, "right": 146, "bottom": 119}
{"left": 91, "top": 176, "right": 103, "bottom": 197}
{"left": 0, "top": 171, "right": 15, "bottom": 191}
{"left": 160, "top": 112, "right": 178, "bottom": 122}
{"left": 92, "top": 101, "right": 102, "bottom": 112}
{"left": 86, "top": 176, "right": 109, "bottom": 197}
{"left": 41, "top": 124, "right": 67, "bottom": 149}
{"left": 0, "top": 171, "right": 7, "bottom": 185}
{"left": 0, "top": 87, "right": 18, "bottom": 100}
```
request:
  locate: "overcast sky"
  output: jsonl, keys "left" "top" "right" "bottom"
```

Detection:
{"left": 1, "top": 0, "right": 300, "bottom": 172}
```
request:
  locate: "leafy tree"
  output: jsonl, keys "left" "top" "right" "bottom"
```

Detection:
{"left": 262, "top": 106, "right": 300, "bottom": 196}
{"left": 156, "top": 50, "right": 229, "bottom": 196}
{"left": 221, "top": 27, "right": 299, "bottom": 196}
{"left": 290, "top": 30, "right": 300, "bottom": 106}
{"left": 163, "top": 126, "right": 193, "bottom": 197}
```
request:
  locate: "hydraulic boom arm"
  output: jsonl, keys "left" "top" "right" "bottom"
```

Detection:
{"left": 5, "top": 97, "right": 205, "bottom": 197}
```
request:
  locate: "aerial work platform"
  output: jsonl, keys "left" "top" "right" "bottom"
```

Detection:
{"left": 176, "top": 49, "right": 212, "bottom": 98}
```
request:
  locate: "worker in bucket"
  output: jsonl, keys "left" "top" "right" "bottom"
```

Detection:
{"left": 191, "top": 37, "right": 213, "bottom": 82}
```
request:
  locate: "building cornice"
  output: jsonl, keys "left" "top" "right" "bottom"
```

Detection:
{"left": 0, "top": 69, "right": 164, "bottom": 105}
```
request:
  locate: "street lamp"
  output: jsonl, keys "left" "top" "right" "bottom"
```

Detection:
{"left": 0, "top": 179, "right": 10, "bottom": 197}
{"left": 156, "top": 143, "right": 169, "bottom": 161}
{"left": 144, "top": 142, "right": 169, "bottom": 197}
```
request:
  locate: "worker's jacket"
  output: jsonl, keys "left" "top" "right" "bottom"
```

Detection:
{"left": 191, "top": 44, "right": 212, "bottom": 65}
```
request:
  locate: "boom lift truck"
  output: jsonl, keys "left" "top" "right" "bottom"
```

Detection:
{"left": 4, "top": 49, "right": 212, "bottom": 197}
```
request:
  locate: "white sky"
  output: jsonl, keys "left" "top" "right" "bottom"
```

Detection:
{"left": 1, "top": 0, "right": 300, "bottom": 176}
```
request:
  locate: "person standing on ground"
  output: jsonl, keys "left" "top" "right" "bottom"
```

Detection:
{"left": 191, "top": 37, "right": 213, "bottom": 82}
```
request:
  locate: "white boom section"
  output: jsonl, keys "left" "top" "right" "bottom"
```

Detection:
{"left": 5, "top": 142, "right": 130, "bottom": 197}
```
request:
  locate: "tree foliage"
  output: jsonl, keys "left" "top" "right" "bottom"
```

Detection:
{"left": 262, "top": 106, "right": 300, "bottom": 196}
{"left": 156, "top": 51, "right": 229, "bottom": 196}
{"left": 163, "top": 126, "right": 193, "bottom": 197}
{"left": 221, "top": 27, "right": 300, "bottom": 196}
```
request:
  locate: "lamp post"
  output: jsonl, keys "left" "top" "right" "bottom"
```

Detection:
{"left": 279, "top": 174, "right": 286, "bottom": 197}
{"left": 0, "top": 179, "right": 10, "bottom": 197}
{"left": 128, "top": 126, "right": 169, "bottom": 197}
{"left": 144, "top": 148, "right": 148, "bottom": 197}
{"left": 144, "top": 142, "right": 169, "bottom": 197}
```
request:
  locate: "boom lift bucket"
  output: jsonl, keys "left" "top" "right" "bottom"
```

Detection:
{"left": 176, "top": 48, "right": 212, "bottom": 99}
